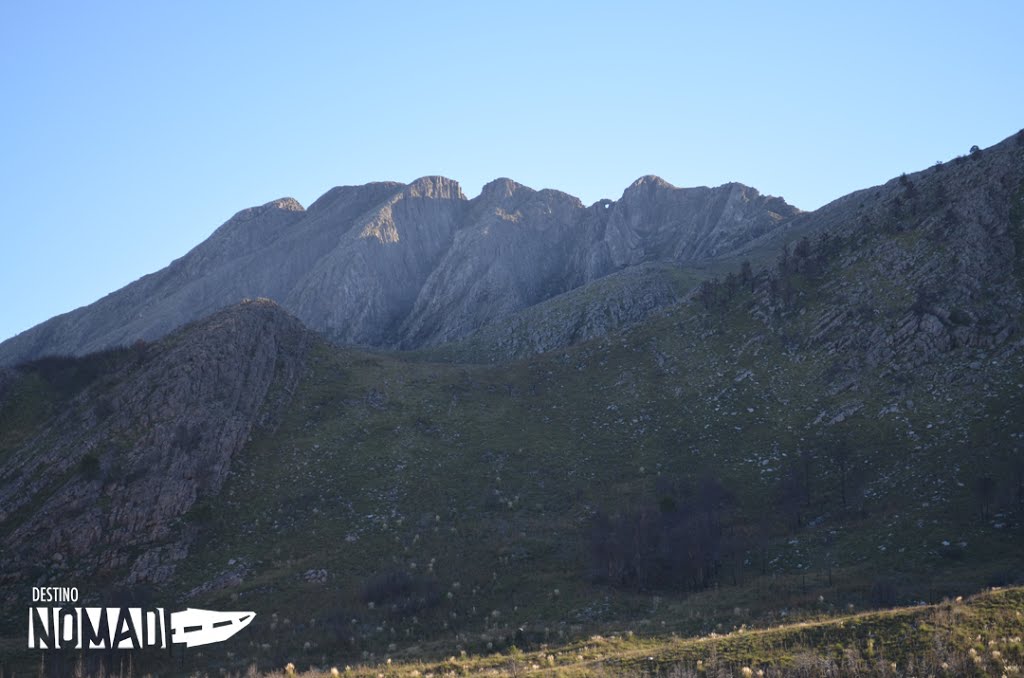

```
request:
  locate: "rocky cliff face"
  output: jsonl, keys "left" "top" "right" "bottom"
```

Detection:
{"left": 430, "top": 133, "right": 1024, "bottom": 368}
{"left": 0, "top": 176, "right": 798, "bottom": 365}
{"left": 0, "top": 300, "right": 313, "bottom": 600}
{"left": 423, "top": 263, "right": 699, "bottom": 362}
{"left": 750, "top": 132, "right": 1024, "bottom": 382}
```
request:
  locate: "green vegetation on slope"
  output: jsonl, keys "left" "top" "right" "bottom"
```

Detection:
{"left": 2, "top": 134, "right": 1023, "bottom": 677}
{"left": 201, "top": 587, "right": 1024, "bottom": 676}
{"left": 167, "top": 253, "right": 1023, "bottom": 670}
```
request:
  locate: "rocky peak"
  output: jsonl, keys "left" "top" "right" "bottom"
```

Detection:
{"left": 534, "top": 187, "right": 586, "bottom": 210}
{"left": 405, "top": 175, "right": 466, "bottom": 201}
{"left": 224, "top": 196, "right": 305, "bottom": 225}
{"left": 478, "top": 177, "right": 530, "bottom": 202}
{"left": 305, "top": 182, "right": 406, "bottom": 214}
{"left": 623, "top": 174, "right": 676, "bottom": 198}
{"left": 179, "top": 297, "right": 311, "bottom": 345}
{"left": 270, "top": 197, "right": 305, "bottom": 212}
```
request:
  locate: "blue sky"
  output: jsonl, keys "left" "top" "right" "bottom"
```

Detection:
{"left": 1, "top": 1, "right": 1021, "bottom": 342}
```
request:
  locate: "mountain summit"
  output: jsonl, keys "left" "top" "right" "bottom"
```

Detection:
{"left": 2, "top": 131, "right": 1024, "bottom": 672}
{"left": 0, "top": 177, "right": 798, "bottom": 365}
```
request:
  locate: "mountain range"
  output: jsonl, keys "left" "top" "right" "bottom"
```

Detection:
{"left": 1, "top": 129, "right": 1023, "bottom": 674}
{"left": 0, "top": 176, "right": 797, "bottom": 365}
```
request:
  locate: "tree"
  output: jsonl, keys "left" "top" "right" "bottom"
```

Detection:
{"left": 792, "top": 237, "right": 820, "bottom": 277}
{"left": 724, "top": 272, "right": 739, "bottom": 300}
{"left": 698, "top": 279, "right": 719, "bottom": 310}
{"left": 779, "top": 275, "right": 794, "bottom": 306}
{"left": 1012, "top": 449, "right": 1024, "bottom": 512}
{"left": 899, "top": 174, "right": 917, "bottom": 198}
{"left": 800, "top": 447, "right": 815, "bottom": 506}
{"left": 590, "top": 476, "right": 736, "bottom": 592}
{"left": 776, "top": 462, "right": 808, "bottom": 529}
{"left": 974, "top": 475, "right": 996, "bottom": 520}
{"left": 777, "top": 244, "right": 791, "bottom": 275}
{"left": 740, "top": 260, "right": 754, "bottom": 290}
{"left": 754, "top": 515, "right": 772, "bottom": 575}
{"left": 793, "top": 236, "right": 811, "bottom": 259}
{"left": 828, "top": 437, "right": 853, "bottom": 510}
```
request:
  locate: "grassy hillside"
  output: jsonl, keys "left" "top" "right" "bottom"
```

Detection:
{"left": 252, "top": 586, "right": 1024, "bottom": 677}
{"left": 171, "top": 257, "right": 1021, "bottom": 673}
{"left": 3, "top": 227, "right": 1023, "bottom": 674}
{"left": 1, "top": 134, "right": 1022, "bottom": 677}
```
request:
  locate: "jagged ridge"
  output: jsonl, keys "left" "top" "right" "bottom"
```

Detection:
{"left": 0, "top": 176, "right": 798, "bottom": 365}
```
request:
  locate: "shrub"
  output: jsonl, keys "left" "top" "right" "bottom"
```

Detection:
{"left": 590, "top": 476, "right": 737, "bottom": 592}
{"left": 948, "top": 308, "right": 972, "bottom": 326}
{"left": 360, "top": 570, "right": 441, "bottom": 615}
{"left": 93, "top": 396, "right": 115, "bottom": 420}
{"left": 870, "top": 578, "right": 899, "bottom": 607}
{"left": 78, "top": 453, "right": 101, "bottom": 479}
{"left": 171, "top": 422, "right": 202, "bottom": 450}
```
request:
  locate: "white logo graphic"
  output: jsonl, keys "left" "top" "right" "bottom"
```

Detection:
{"left": 169, "top": 608, "right": 256, "bottom": 647}
{"left": 28, "top": 607, "right": 256, "bottom": 649}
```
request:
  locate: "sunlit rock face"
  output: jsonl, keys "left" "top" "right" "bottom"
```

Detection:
{"left": 0, "top": 175, "right": 796, "bottom": 364}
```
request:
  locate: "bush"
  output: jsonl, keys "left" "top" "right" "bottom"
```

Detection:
{"left": 171, "top": 422, "right": 202, "bottom": 450}
{"left": 590, "top": 476, "right": 736, "bottom": 592}
{"left": 93, "top": 396, "right": 115, "bottom": 420}
{"left": 870, "top": 578, "right": 899, "bottom": 607}
{"left": 949, "top": 308, "right": 972, "bottom": 325}
{"left": 360, "top": 570, "right": 441, "bottom": 615}
{"left": 78, "top": 453, "right": 101, "bottom": 479}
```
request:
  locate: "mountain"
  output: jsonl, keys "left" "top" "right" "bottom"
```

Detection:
{"left": 0, "top": 177, "right": 796, "bottom": 366}
{"left": 0, "top": 300, "right": 313, "bottom": 591}
{"left": 1, "top": 131, "right": 1023, "bottom": 674}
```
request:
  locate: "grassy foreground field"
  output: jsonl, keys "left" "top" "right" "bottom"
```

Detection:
{"left": 246, "top": 586, "right": 1024, "bottom": 677}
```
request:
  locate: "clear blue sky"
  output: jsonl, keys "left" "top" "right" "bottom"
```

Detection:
{"left": 1, "top": 1, "right": 1021, "bottom": 342}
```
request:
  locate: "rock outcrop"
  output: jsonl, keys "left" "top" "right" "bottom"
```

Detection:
{"left": 0, "top": 299, "right": 313, "bottom": 598}
{"left": 426, "top": 263, "right": 695, "bottom": 362}
{"left": 0, "top": 177, "right": 798, "bottom": 365}
{"left": 755, "top": 132, "right": 1024, "bottom": 379}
